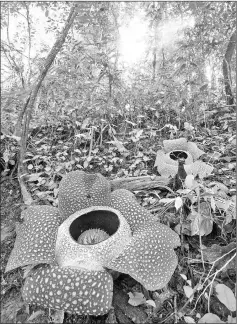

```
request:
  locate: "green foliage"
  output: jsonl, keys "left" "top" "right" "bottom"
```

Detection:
{"left": 1, "top": 2, "right": 236, "bottom": 134}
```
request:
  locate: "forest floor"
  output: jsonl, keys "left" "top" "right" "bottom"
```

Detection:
{"left": 1, "top": 113, "right": 236, "bottom": 324}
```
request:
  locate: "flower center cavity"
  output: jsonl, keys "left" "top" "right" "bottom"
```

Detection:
{"left": 77, "top": 228, "right": 110, "bottom": 245}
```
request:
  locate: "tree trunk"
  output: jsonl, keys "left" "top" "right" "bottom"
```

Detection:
{"left": 17, "top": 3, "right": 80, "bottom": 205}
{"left": 14, "top": 96, "right": 30, "bottom": 137}
{"left": 222, "top": 30, "right": 236, "bottom": 106}
{"left": 18, "top": 3, "right": 79, "bottom": 176}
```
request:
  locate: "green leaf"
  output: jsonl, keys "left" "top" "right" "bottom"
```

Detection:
{"left": 185, "top": 174, "right": 195, "bottom": 189}
{"left": 199, "top": 84, "right": 208, "bottom": 91}
{"left": 215, "top": 284, "right": 236, "bottom": 311}
{"left": 198, "top": 313, "right": 224, "bottom": 323}
{"left": 183, "top": 286, "right": 194, "bottom": 303}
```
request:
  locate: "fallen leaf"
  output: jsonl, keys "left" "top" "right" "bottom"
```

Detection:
{"left": 11, "top": 135, "right": 21, "bottom": 141}
{"left": 215, "top": 284, "right": 236, "bottom": 311}
{"left": 27, "top": 173, "right": 41, "bottom": 182}
{"left": 1, "top": 224, "right": 15, "bottom": 242}
{"left": 184, "top": 316, "right": 195, "bottom": 323}
{"left": 198, "top": 313, "right": 224, "bottom": 323}
{"left": 202, "top": 242, "right": 236, "bottom": 272}
{"left": 228, "top": 163, "right": 236, "bottom": 170}
{"left": 26, "top": 310, "right": 45, "bottom": 322}
{"left": 112, "top": 135, "right": 128, "bottom": 153}
{"left": 146, "top": 299, "right": 156, "bottom": 308}
{"left": 22, "top": 265, "right": 37, "bottom": 279}
{"left": 180, "top": 274, "right": 187, "bottom": 281}
{"left": 175, "top": 197, "right": 183, "bottom": 211}
{"left": 215, "top": 198, "right": 231, "bottom": 211}
{"left": 128, "top": 292, "right": 146, "bottom": 306}
{"left": 159, "top": 198, "right": 175, "bottom": 204}
{"left": 227, "top": 316, "right": 236, "bottom": 323}
{"left": 50, "top": 309, "right": 65, "bottom": 323}
{"left": 183, "top": 286, "right": 194, "bottom": 303}
{"left": 1, "top": 294, "right": 24, "bottom": 323}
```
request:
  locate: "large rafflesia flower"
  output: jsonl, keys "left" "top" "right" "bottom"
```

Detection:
{"left": 5, "top": 171, "right": 180, "bottom": 316}
{"left": 154, "top": 138, "right": 213, "bottom": 178}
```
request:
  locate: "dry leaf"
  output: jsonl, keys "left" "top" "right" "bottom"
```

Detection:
{"left": 184, "top": 316, "right": 195, "bottom": 323}
{"left": 1, "top": 224, "right": 15, "bottom": 242}
{"left": 1, "top": 294, "right": 24, "bottom": 323}
{"left": 50, "top": 309, "right": 65, "bottom": 323}
{"left": 26, "top": 310, "right": 45, "bottom": 322}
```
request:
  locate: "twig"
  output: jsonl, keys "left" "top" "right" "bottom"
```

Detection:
{"left": 192, "top": 252, "right": 236, "bottom": 311}
{"left": 197, "top": 192, "right": 206, "bottom": 272}
{"left": 207, "top": 273, "right": 216, "bottom": 313}
{"left": 159, "top": 250, "right": 236, "bottom": 323}
{"left": 200, "top": 247, "right": 236, "bottom": 289}
{"left": 88, "top": 126, "right": 94, "bottom": 158}
{"left": 179, "top": 206, "right": 184, "bottom": 253}
{"left": 18, "top": 173, "right": 34, "bottom": 205}
{"left": 174, "top": 294, "right": 178, "bottom": 324}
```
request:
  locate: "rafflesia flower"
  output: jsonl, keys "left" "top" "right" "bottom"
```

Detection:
{"left": 154, "top": 137, "right": 213, "bottom": 179}
{"left": 5, "top": 171, "right": 180, "bottom": 315}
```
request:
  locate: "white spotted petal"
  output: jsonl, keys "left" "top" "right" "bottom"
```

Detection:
{"left": 106, "top": 222, "right": 180, "bottom": 290}
{"left": 110, "top": 189, "right": 156, "bottom": 232}
{"left": 22, "top": 264, "right": 113, "bottom": 315}
{"left": 58, "top": 171, "right": 111, "bottom": 221}
{"left": 5, "top": 206, "right": 61, "bottom": 272}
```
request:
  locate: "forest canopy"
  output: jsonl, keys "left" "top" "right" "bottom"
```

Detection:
{"left": 1, "top": 1, "right": 236, "bottom": 134}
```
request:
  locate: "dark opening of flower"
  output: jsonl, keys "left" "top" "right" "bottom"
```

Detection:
{"left": 70, "top": 209, "right": 119, "bottom": 245}
{"left": 170, "top": 150, "right": 188, "bottom": 160}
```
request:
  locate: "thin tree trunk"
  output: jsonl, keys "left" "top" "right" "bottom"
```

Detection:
{"left": 222, "top": 30, "right": 236, "bottom": 106}
{"left": 18, "top": 3, "right": 80, "bottom": 204}
{"left": 18, "top": 3, "right": 79, "bottom": 174}
{"left": 14, "top": 96, "right": 30, "bottom": 137}
{"left": 152, "top": 20, "right": 158, "bottom": 81}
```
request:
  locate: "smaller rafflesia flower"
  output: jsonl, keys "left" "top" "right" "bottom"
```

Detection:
{"left": 154, "top": 137, "right": 213, "bottom": 179}
{"left": 5, "top": 171, "right": 180, "bottom": 316}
